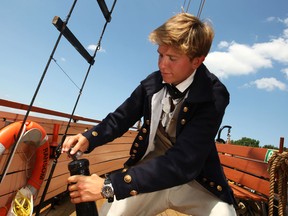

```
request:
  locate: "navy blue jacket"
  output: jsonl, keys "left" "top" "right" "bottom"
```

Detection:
{"left": 82, "top": 63, "right": 236, "bottom": 205}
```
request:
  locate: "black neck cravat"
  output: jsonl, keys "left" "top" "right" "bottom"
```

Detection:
{"left": 164, "top": 83, "right": 189, "bottom": 99}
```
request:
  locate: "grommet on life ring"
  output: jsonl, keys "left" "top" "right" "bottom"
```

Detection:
{"left": 0, "top": 121, "right": 50, "bottom": 215}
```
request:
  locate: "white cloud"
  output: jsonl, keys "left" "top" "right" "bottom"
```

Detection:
{"left": 87, "top": 44, "right": 106, "bottom": 53}
{"left": 248, "top": 77, "right": 286, "bottom": 91}
{"left": 205, "top": 42, "right": 272, "bottom": 78}
{"left": 253, "top": 38, "right": 288, "bottom": 64}
{"left": 284, "top": 29, "right": 288, "bottom": 38}
{"left": 205, "top": 17, "right": 288, "bottom": 80}
{"left": 282, "top": 68, "right": 288, "bottom": 79}
{"left": 284, "top": 18, "right": 288, "bottom": 26}
{"left": 265, "top": 16, "right": 276, "bottom": 22}
{"left": 217, "top": 41, "right": 229, "bottom": 49}
{"left": 266, "top": 16, "right": 288, "bottom": 26}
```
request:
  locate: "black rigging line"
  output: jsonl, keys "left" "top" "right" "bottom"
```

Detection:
{"left": 197, "top": 0, "right": 206, "bottom": 18}
{"left": 35, "top": 0, "right": 118, "bottom": 214}
{"left": 52, "top": 57, "right": 81, "bottom": 90}
{"left": 182, "top": 0, "right": 192, "bottom": 13}
{"left": 182, "top": 0, "right": 206, "bottom": 18}
{"left": 186, "top": 0, "right": 192, "bottom": 12}
{"left": 33, "top": 0, "right": 78, "bottom": 210}
{"left": 0, "top": 0, "right": 79, "bottom": 185}
{"left": 182, "top": 0, "right": 187, "bottom": 11}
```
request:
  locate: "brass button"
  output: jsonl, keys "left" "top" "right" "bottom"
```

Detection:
{"left": 217, "top": 185, "right": 222, "bottom": 191}
{"left": 122, "top": 168, "right": 128, "bottom": 173}
{"left": 181, "top": 119, "right": 186, "bottom": 125}
{"left": 209, "top": 182, "right": 215, "bottom": 187}
{"left": 183, "top": 107, "right": 188, "bottom": 112}
{"left": 131, "top": 154, "right": 136, "bottom": 159}
{"left": 134, "top": 143, "right": 139, "bottom": 148}
{"left": 146, "top": 120, "right": 150, "bottom": 125}
{"left": 142, "top": 128, "right": 147, "bottom": 133}
{"left": 130, "top": 190, "right": 138, "bottom": 196}
{"left": 132, "top": 149, "right": 137, "bottom": 153}
{"left": 138, "top": 136, "right": 143, "bottom": 141}
{"left": 92, "top": 131, "right": 98, "bottom": 136}
{"left": 124, "top": 175, "right": 132, "bottom": 183}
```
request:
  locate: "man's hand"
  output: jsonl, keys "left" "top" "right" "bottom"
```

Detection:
{"left": 68, "top": 174, "right": 105, "bottom": 203}
{"left": 61, "top": 133, "right": 89, "bottom": 155}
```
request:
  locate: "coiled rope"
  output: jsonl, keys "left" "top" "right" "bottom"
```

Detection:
{"left": 12, "top": 189, "right": 32, "bottom": 216}
{"left": 268, "top": 151, "right": 288, "bottom": 216}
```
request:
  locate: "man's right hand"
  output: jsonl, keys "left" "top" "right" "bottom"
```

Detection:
{"left": 61, "top": 133, "right": 89, "bottom": 155}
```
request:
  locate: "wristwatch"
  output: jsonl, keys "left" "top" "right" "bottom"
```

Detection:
{"left": 101, "top": 174, "right": 114, "bottom": 202}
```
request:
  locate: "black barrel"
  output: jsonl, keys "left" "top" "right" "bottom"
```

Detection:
{"left": 68, "top": 159, "right": 98, "bottom": 216}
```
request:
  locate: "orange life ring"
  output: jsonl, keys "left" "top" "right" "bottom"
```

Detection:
{"left": 0, "top": 121, "right": 50, "bottom": 215}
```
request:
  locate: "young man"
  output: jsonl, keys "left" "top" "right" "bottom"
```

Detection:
{"left": 62, "top": 13, "right": 237, "bottom": 215}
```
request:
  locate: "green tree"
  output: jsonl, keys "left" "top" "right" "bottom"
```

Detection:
{"left": 262, "top": 144, "right": 278, "bottom": 150}
{"left": 230, "top": 137, "right": 260, "bottom": 147}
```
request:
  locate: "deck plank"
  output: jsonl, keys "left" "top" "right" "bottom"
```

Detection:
{"left": 35, "top": 197, "right": 189, "bottom": 216}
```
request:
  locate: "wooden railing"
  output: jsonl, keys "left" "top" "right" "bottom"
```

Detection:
{"left": 216, "top": 139, "right": 286, "bottom": 215}
{"left": 0, "top": 99, "right": 137, "bottom": 209}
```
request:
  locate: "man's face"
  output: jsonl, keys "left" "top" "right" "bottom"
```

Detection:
{"left": 157, "top": 45, "right": 201, "bottom": 85}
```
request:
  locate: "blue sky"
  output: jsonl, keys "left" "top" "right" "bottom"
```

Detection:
{"left": 0, "top": 0, "right": 287, "bottom": 147}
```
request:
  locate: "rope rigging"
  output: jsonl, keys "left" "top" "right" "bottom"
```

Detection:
{"left": 0, "top": 0, "right": 79, "bottom": 186}
{"left": 33, "top": 0, "right": 118, "bottom": 214}
{"left": 52, "top": 57, "right": 81, "bottom": 90}
{"left": 182, "top": 0, "right": 206, "bottom": 18}
{"left": 197, "top": 0, "right": 206, "bottom": 18}
{"left": 182, "top": 0, "right": 192, "bottom": 13}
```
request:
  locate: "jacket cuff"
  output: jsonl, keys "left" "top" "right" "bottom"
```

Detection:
{"left": 110, "top": 168, "right": 140, "bottom": 200}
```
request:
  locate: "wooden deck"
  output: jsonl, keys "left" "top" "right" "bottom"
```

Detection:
{"left": 35, "top": 196, "right": 187, "bottom": 216}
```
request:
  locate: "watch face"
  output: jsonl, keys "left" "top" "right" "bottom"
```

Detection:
{"left": 102, "top": 185, "right": 113, "bottom": 197}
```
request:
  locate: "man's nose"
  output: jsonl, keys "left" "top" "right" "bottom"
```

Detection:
{"left": 158, "top": 57, "right": 167, "bottom": 70}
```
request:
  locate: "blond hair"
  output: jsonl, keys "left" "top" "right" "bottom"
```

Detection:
{"left": 149, "top": 13, "right": 214, "bottom": 59}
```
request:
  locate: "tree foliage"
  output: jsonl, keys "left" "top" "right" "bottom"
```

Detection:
{"left": 230, "top": 137, "right": 260, "bottom": 147}
{"left": 262, "top": 144, "right": 279, "bottom": 150}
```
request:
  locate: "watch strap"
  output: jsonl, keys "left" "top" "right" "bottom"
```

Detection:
{"left": 103, "top": 174, "right": 114, "bottom": 202}
{"left": 104, "top": 174, "right": 112, "bottom": 184}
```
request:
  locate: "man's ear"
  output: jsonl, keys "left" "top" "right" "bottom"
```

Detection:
{"left": 192, "top": 56, "right": 205, "bottom": 69}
